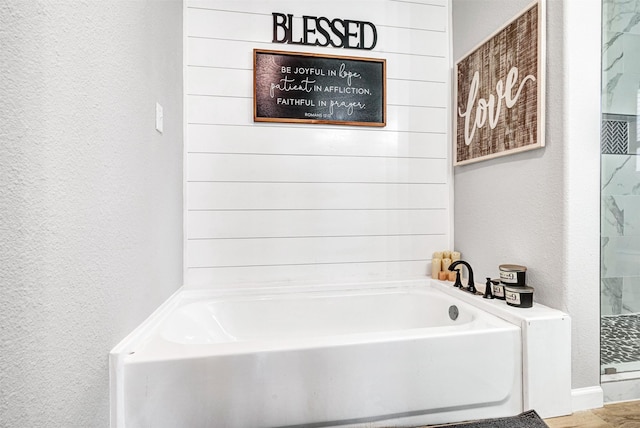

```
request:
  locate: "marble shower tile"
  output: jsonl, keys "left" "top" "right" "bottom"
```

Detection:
{"left": 616, "top": 195, "right": 640, "bottom": 236}
{"left": 602, "top": 235, "right": 640, "bottom": 278}
{"left": 633, "top": 128, "right": 640, "bottom": 155}
{"left": 622, "top": 276, "right": 640, "bottom": 313}
{"left": 603, "top": 31, "right": 624, "bottom": 81}
{"left": 603, "top": 72, "right": 640, "bottom": 115}
{"left": 621, "top": 34, "right": 640, "bottom": 74}
{"left": 602, "top": 154, "right": 640, "bottom": 196}
{"left": 603, "top": 0, "right": 640, "bottom": 35}
{"left": 602, "top": 277, "right": 623, "bottom": 315}
{"left": 602, "top": 195, "right": 624, "bottom": 237}
{"left": 602, "top": 194, "right": 640, "bottom": 238}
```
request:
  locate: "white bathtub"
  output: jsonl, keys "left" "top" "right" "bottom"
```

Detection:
{"left": 110, "top": 281, "right": 524, "bottom": 427}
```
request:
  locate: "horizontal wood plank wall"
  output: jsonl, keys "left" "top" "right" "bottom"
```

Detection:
{"left": 185, "top": 0, "right": 451, "bottom": 288}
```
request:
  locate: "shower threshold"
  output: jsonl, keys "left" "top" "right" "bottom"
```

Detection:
{"left": 602, "top": 370, "right": 640, "bottom": 403}
{"left": 602, "top": 362, "right": 640, "bottom": 376}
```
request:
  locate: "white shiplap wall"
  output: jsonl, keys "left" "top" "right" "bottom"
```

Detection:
{"left": 185, "top": 0, "right": 451, "bottom": 288}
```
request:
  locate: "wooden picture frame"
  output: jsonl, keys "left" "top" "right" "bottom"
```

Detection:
{"left": 454, "top": 0, "right": 545, "bottom": 166}
{"left": 254, "top": 49, "right": 386, "bottom": 127}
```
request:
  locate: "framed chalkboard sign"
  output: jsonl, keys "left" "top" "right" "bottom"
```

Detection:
{"left": 254, "top": 49, "right": 386, "bottom": 127}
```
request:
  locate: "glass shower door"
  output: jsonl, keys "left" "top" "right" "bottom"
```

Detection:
{"left": 601, "top": 0, "right": 640, "bottom": 375}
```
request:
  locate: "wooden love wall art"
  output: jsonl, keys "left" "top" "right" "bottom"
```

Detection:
{"left": 454, "top": 1, "right": 545, "bottom": 166}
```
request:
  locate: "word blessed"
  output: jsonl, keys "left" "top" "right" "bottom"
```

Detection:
{"left": 272, "top": 13, "right": 377, "bottom": 50}
{"left": 458, "top": 67, "right": 536, "bottom": 146}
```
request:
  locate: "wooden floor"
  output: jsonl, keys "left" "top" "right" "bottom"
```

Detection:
{"left": 545, "top": 401, "right": 640, "bottom": 428}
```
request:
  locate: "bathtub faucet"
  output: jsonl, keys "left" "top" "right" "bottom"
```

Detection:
{"left": 448, "top": 260, "right": 476, "bottom": 294}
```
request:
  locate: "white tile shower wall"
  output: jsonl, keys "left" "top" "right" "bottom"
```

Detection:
{"left": 601, "top": 0, "right": 640, "bottom": 316}
{"left": 601, "top": 153, "right": 640, "bottom": 314}
{"left": 603, "top": 0, "right": 640, "bottom": 115}
{"left": 185, "top": 0, "right": 451, "bottom": 288}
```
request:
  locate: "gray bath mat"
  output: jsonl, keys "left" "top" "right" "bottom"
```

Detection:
{"left": 426, "top": 410, "right": 549, "bottom": 428}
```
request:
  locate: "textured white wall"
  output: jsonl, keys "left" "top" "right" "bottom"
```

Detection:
{"left": 185, "top": 0, "right": 453, "bottom": 288}
{"left": 0, "top": 1, "right": 183, "bottom": 427}
{"left": 452, "top": 0, "right": 601, "bottom": 392}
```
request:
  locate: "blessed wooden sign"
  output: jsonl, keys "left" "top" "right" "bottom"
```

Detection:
{"left": 454, "top": 1, "right": 545, "bottom": 165}
{"left": 254, "top": 49, "right": 386, "bottom": 127}
{"left": 272, "top": 13, "right": 378, "bottom": 50}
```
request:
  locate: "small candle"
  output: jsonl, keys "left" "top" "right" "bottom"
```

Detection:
{"left": 451, "top": 251, "right": 461, "bottom": 262}
{"left": 431, "top": 258, "right": 441, "bottom": 279}
{"left": 442, "top": 258, "right": 452, "bottom": 272}
{"left": 438, "top": 271, "right": 448, "bottom": 281}
{"left": 448, "top": 270, "right": 458, "bottom": 281}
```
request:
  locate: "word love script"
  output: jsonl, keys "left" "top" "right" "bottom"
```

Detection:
{"left": 458, "top": 66, "right": 536, "bottom": 146}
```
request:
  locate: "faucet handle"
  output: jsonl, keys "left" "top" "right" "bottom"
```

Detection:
{"left": 483, "top": 278, "right": 495, "bottom": 299}
{"left": 453, "top": 270, "right": 463, "bottom": 288}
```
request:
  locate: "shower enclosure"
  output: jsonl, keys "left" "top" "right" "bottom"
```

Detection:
{"left": 601, "top": 0, "right": 640, "bottom": 375}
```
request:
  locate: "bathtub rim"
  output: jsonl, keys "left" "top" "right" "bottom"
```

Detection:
{"left": 111, "top": 278, "right": 508, "bottom": 358}
{"left": 110, "top": 277, "right": 568, "bottom": 355}
{"left": 154, "top": 285, "right": 517, "bottom": 351}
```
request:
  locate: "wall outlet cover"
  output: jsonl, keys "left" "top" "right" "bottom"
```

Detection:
{"left": 156, "top": 102, "right": 163, "bottom": 134}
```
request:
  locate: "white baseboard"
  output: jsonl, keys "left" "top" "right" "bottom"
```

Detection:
{"left": 571, "top": 386, "right": 604, "bottom": 412}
